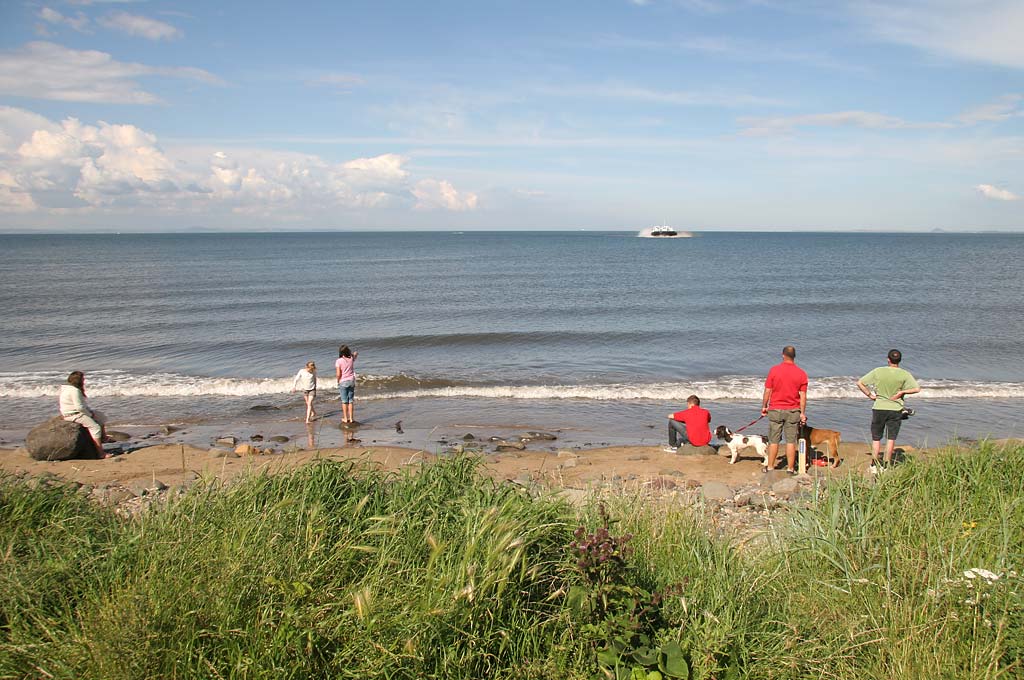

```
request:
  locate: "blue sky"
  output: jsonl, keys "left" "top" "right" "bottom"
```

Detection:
{"left": 0, "top": 0, "right": 1022, "bottom": 231}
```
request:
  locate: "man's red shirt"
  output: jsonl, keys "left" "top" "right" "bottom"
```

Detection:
{"left": 765, "top": 361, "right": 808, "bottom": 410}
{"left": 671, "top": 405, "right": 712, "bottom": 446}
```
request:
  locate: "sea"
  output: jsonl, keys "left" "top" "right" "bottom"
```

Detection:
{"left": 1, "top": 231, "right": 1022, "bottom": 451}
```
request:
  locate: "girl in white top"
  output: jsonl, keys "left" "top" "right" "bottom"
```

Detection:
{"left": 58, "top": 370, "right": 108, "bottom": 458}
{"left": 292, "top": 361, "right": 318, "bottom": 423}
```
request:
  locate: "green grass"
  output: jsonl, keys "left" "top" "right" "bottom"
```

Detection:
{"left": 1, "top": 443, "right": 1021, "bottom": 679}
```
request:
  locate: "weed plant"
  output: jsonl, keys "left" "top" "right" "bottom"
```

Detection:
{"left": 1, "top": 443, "right": 1021, "bottom": 679}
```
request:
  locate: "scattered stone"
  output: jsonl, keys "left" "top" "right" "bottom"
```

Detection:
{"left": 560, "top": 457, "right": 578, "bottom": 469}
{"left": 26, "top": 417, "right": 96, "bottom": 461}
{"left": 557, "top": 449, "right": 577, "bottom": 458}
{"left": 449, "top": 444, "right": 465, "bottom": 455}
{"left": 771, "top": 478, "right": 799, "bottom": 497}
{"left": 463, "top": 433, "right": 476, "bottom": 441}
{"left": 251, "top": 434, "right": 264, "bottom": 442}
{"left": 523, "top": 431, "right": 557, "bottom": 441}
{"left": 495, "top": 440, "right": 526, "bottom": 451}
{"left": 209, "top": 448, "right": 239, "bottom": 458}
{"left": 105, "top": 430, "right": 132, "bottom": 442}
{"left": 627, "top": 455, "right": 649, "bottom": 461}
{"left": 648, "top": 477, "right": 677, "bottom": 491}
{"left": 685, "top": 479, "right": 702, "bottom": 489}
{"left": 735, "top": 492, "right": 754, "bottom": 507}
{"left": 216, "top": 436, "right": 237, "bottom": 446}
{"left": 701, "top": 481, "right": 734, "bottom": 501}
{"left": 249, "top": 405, "right": 279, "bottom": 411}
{"left": 104, "top": 487, "right": 135, "bottom": 505}
{"left": 234, "top": 444, "right": 258, "bottom": 455}
{"left": 269, "top": 435, "right": 289, "bottom": 443}
{"left": 161, "top": 425, "right": 181, "bottom": 435}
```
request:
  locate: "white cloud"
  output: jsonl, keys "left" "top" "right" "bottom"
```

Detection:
{"left": 0, "top": 42, "right": 220, "bottom": 104}
{"left": 38, "top": 7, "right": 91, "bottom": 32}
{"left": 853, "top": 0, "right": 1024, "bottom": 69}
{"left": 956, "top": 94, "right": 1024, "bottom": 124}
{"left": 542, "top": 82, "right": 783, "bottom": 108}
{"left": 738, "top": 110, "right": 938, "bottom": 136}
{"left": 975, "top": 184, "right": 1019, "bottom": 201}
{"left": 97, "top": 12, "right": 183, "bottom": 40}
{"left": 0, "top": 107, "right": 479, "bottom": 219}
{"left": 412, "top": 179, "right": 479, "bottom": 211}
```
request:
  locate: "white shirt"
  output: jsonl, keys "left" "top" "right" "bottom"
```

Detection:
{"left": 292, "top": 368, "right": 317, "bottom": 392}
{"left": 59, "top": 384, "right": 92, "bottom": 417}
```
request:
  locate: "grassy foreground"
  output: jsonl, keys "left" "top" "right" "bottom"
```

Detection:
{"left": 1, "top": 444, "right": 1021, "bottom": 679}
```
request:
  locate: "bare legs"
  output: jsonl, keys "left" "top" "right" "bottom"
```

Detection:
{"left": 766, "top": 442, "right": 796, "bottom": 472}
{"left": 341, "top": 401, "right": 354, "bottom": 425}
{"left": 871, "top": 439, "right": 897, "bottom": 464}
{"left": 303, "top": 391, "right": 317, "bottom": 423}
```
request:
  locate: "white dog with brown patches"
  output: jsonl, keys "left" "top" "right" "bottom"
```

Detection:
{"left": 715, "top": 425, "right": 769, "bottom": 466}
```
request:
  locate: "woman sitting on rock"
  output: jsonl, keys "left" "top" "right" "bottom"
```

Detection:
{"left": 58, "top": 370, "right": 108, "bottom": 458}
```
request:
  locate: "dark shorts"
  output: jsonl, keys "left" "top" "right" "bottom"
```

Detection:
{"left": 871, "top": 409, "right": 903, "bottom": 441}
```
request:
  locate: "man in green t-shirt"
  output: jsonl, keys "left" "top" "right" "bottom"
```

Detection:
{"left": 856, "top": 349, "right": 921, "bottom": 468}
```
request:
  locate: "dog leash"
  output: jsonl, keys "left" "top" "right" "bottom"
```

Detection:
{"left": 734, "top": 414, "right": 765, "bottom": 433}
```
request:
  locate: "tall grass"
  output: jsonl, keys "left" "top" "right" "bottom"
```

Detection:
{"left": 1, "top": 443, "right": 1022, "bottom": 679}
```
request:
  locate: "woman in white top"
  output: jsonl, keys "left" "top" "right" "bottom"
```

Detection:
{"left": 292, "top": 361, "right": 318, "bottom": 423}
{"left": 58, "top": 370, "right": 108, "bottom": 458}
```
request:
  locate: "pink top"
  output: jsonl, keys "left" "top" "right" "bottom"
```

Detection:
{"left": 335, "top": 356, "right": 356, "bottom": 383}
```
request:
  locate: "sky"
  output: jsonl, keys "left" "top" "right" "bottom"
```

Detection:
{"left": 0, "top": 0, "right": 1022, "bottom": 232}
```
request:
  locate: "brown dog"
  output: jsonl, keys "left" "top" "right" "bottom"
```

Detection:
{"left": 799, "top": 424, "right": 841, "bottom": 467}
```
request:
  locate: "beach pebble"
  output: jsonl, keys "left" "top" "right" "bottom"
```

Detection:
{"left": 701, "top": 481, "right": 734, "bottom": 501}
{"left": 216, "top": 436, "right": 237, "bottom": 446}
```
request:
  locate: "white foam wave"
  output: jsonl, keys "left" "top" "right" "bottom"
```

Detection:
{"left": 2, "top": 371, "right": 1023, "bottom": 401}
{"left": 370, "top": 376, "right": 1024, "bottom": 401}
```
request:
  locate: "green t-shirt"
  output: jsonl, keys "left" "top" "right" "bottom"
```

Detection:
{"left": 860, "top": 366, "right": 920, "bottom": 411}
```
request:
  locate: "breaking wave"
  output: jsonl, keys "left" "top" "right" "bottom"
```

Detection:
{"left": 2, "top": 371, "right": 1023, "bottom": 401}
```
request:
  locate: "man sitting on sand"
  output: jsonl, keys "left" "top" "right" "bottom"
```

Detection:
{"left": 664, "top": 394, "right": 712, "bottom": 453}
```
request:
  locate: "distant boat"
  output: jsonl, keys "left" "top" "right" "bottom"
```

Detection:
{"left": 650, "top": 225, "right": 678, "bottom": 237}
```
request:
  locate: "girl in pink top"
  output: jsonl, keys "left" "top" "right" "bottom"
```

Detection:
{"left": 335, "top": 345, "right": 358, "bottom": 425}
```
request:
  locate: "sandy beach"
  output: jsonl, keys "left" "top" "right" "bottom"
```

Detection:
{"left": 6, "top": 423, "right": 1012, "bottom": 495}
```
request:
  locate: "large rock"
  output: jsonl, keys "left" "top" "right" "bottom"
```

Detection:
{"left": 677, "top": 444, "right": 718, "bottom": 456}
{"left": 26, "top": 417, "right": 97, "bottom": 461}
{"left": 701, "top": 481, "right": 734, "bottom": 501}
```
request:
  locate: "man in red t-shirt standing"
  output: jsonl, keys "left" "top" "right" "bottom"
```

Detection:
{"left": 664, "top": 394, "right": 712, "bottom": 452}
{"left": 760, "top": 346, "right": 808, "bottom": 473}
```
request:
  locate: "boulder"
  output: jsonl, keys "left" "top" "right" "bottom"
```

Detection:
{"left": 234, "top": 443, "right": 258, "bottom": 455}
{"left": 701, "top": 481, "right": 734, "bottom": 501}
{"left": 463, "top": 433, "right": 476, "bottom": 441}
{"left": 269, "top": 435, "right": 289, "bottom": 443}
{"left": 106, "top": 430, "right": 132, "bottom": 442}
{"left": 26, "top": 417, "right": 96, "bottom": 461}
{"left": 677, "top": 444, "right": 717, "bottom": 456}
{"left": 771, "top": 478, "right": 800, "bottom": 497}
{"left": 215, "top": 436, "right": 237, "bottom": 446}
{"left": 494, "top": 440, "right": 526, "bottom": 451}
{"left": 523, "top": 431, "right": 557, "bottom": 441}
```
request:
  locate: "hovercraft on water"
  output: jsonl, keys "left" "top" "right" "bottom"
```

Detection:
{"left": 650, "top": 225, "right": 678, "bottom": 237}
